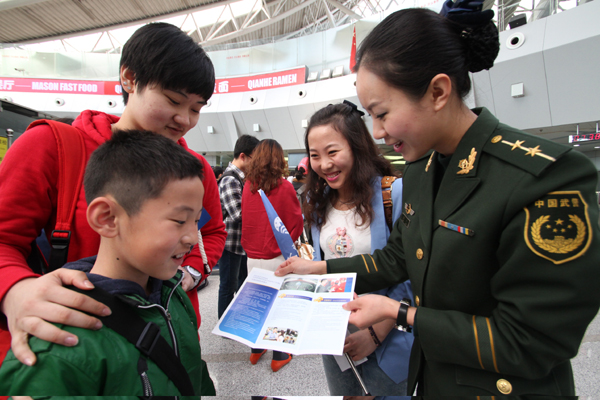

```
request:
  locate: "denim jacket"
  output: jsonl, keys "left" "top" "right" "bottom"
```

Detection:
{"left": 311, "top": 176, "right": 414, "bottom": 384}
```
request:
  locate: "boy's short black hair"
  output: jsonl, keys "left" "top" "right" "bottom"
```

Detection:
{"left": 84, "top": 130, "right": 204, "bottom": 216}
{"left": 120, "top": 22, "right": 215, "bottom": 104}
{"left": 233, "top": 134, "right": 260, "bottom": 159}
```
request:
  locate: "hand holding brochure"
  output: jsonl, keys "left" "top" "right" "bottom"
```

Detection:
{"left": 212, "top": 268, "right": 356, "bottom": 356}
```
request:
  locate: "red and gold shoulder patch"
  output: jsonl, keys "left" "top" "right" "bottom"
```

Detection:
{"left": 524, "top": 191, "right": 592, "bottom": 264}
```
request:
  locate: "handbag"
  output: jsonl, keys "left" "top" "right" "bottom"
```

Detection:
{"left": 295, "top": 228, "right": 315, "bottom": 261}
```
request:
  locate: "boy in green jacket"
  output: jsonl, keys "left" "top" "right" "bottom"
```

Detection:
{"left": 0, "top": 129, "right": 214, "bottom": 396}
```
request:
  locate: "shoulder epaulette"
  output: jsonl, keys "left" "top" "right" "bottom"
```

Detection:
{"left": 482, "top": 124, "right": 571, "bottom": 177}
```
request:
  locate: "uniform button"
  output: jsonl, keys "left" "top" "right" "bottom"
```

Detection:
{"left": 496, "top": 378, "right": 512, "bottom": 395}
{"left": 416, "top": 248, "right": 424, "bottom": 259}
{"left": 491, "top": 135, "right": 502, "bottom": 143}
{"left": 415, "top": 296, "right": 420, "bottom": 306}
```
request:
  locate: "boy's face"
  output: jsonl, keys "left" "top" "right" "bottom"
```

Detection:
{"left": 117, "top": 177, "right": 205, "bottom": 282}
{"left": 123, "top": 84, "right": 207, "bottom": 142}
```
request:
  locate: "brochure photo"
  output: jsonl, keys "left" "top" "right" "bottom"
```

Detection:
{"left": 212, "top": 268, "right": 356, "bottom": 356}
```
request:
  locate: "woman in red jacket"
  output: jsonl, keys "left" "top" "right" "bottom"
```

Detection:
{"left": 241, "top": 139, "right": 304, "bottom": 372}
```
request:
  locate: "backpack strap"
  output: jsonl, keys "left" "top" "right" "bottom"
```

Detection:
{"left": 381, "top": 176, "right": 397, "bottom": 232}
{"left": 221, "top": 169, "right": 244, "bottom": 189}
{"left": 220, "top": 169, "right": 244, "bottom": 220}
{"left": 68, "top": 285, "right": 196, "bottom": 395}
{"left": 27, "top": 119, "right": 86, "bottom": 271}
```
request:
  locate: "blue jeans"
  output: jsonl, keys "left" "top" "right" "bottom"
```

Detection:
{"left": 322, "top": 353, "right": 409, "bottom": 397}
{"left": 217, "top": 249, "right": 248, "bottom": 318}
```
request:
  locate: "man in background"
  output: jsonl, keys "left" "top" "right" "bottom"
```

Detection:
{"left": 217, "top": 134, "right": 259, "bottom": 318}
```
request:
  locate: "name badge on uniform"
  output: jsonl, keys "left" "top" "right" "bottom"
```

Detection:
{"left": 401, "top": 213, "right": 411, "bottom": 228}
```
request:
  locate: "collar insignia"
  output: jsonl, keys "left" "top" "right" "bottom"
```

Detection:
{"left": 457, "top": 147, "right": 477, "bottom": 175}
{"left": 425, "top": 152, "right": 435, "bottom": 172}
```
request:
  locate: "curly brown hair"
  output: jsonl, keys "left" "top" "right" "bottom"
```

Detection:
{"left": 245, "top": 139, "right": 288, "bottom": 195}
{"left": 304, "top": 103, "right": 396, "bottom": 229}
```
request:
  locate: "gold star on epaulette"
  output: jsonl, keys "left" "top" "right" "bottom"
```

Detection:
{"left": 525, "top": 145, "right": 542, "bottom": 157}
{"left": 511, "top": 140, "right": 525, "bottom": 151}
{"left": 491, "top": 136, "right": 556, "bottom": 162}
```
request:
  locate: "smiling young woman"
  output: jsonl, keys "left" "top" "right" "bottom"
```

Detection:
{"left": 278, "top": 1, "right": 600, "bottom": 396}
{"left": 297, "top": 102, "right": 413, "bottom": 396}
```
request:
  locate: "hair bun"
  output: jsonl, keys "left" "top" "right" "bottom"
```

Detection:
{"left": 440, "top": 0, "right": 499, "bottom": 73}
{"left": 461, "top": 22, "right": 500, "bottom": 72}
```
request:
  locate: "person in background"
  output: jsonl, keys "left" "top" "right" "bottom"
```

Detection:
{"left": 241, "top": 139, "right": 304, "bottom": 372}
{"left": 0, "top": 130, "right": 214, "bottom": 395}
{"left": 0, "top": 22, "right": 226, "bottom": 367}
{"left": 213, "top": 165, "right": 224, "bottom": 182}
{"left": 302, "top": 102, "right": 412, "bottom": 396}
{"left": 277, "top": 2, "right": 600, "bottom": 395}
{"left": 218, "top": 134, "right": 260, "bottom": 318}
{"left": 292, "top": 156, "right": 309, "bottom": 207}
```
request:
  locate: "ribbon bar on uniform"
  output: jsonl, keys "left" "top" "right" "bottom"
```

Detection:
{"left": 439, "top": 219, "right": 475, "bottom": 236}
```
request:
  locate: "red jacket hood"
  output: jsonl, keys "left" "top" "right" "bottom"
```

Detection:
{"left": 72, "top": 110, "right": 119, "bottom": 146}
{"left": 72, "top": 110, "right": 191, "bottom": 149}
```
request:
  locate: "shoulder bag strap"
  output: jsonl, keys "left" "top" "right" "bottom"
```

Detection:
{"left": 68, "top": 286, "right": 196, "bottom": 395}
{"left": 258, "top": 189, "right": 299, "bottom": 260}
{"left": 381, "top": 176, "right": 397, "bottom": 232}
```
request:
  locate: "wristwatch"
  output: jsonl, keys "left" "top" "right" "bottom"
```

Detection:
{"left": 183, "top": 265, "right": 202, "bottom": 288}
{"left": 394, "top": 298, "right": 412, "bottom": 332}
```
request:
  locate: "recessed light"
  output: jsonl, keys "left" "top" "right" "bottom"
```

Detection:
{"left": 573, "top": 144, "right": 580, "bottom": 147}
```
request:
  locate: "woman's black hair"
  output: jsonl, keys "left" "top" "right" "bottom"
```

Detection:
{"left": 304, "top": 102, "right": 396, "bottom": 229}
{"left": 355, "top": 7, "right": 499, "bottom": 100}
{"left": 120, "top": 22, "right": 215, "bottom": 104}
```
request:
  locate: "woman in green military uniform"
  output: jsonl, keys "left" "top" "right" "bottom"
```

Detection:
{"left": 276, "top": 1, "right": 600, "bottom": 396}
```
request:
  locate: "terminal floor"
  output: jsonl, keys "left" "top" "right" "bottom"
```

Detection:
{"left": 197, "top": 273, "right": 600, "bottom": 398}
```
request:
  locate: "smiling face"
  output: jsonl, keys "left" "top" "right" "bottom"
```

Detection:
{"left": 356, "top": 67, "right": 437, "bottom": 162}
{"left": 119, "top": 83, "right": 206, "bottom": 142}
{"left": 307, "top": 124, "right": 354, "bottom": 200}
{"left": 116, "top": 177, "right": 205, "bottom": 283}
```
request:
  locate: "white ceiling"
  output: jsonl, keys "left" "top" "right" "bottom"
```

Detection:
{"left": 0, "top": 0, "right": 381, "bottom": 50}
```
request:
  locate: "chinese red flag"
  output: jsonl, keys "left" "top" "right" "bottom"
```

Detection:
{"left": 350, "top": 26, "right": 357, "bottom": 72}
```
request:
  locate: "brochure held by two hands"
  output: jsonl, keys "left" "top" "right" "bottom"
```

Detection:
{"left": 212, "top": 267, "right": 356, "bottom": 356}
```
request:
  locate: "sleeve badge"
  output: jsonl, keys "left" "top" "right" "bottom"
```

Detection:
{"left": 524, "top": 191, "right": 592, "bottom": 264}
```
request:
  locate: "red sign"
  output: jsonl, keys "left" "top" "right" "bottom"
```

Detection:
{"left": 214, "top": 67, "right": 306, "bottom": 94}
{"left": 569, "top": 133, "right": 600, "bottom": 143}
{"left": 0, "top": 78, "right": 122, "bottom": 95}
{"left": 1, "top": 67, "right": 307, "bottom": 97}
{"left": 350, "top": 26, "right": 357, "bottom": 72}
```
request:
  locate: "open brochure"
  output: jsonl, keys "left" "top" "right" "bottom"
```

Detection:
{"left": 212, "top": 267, "right": 356, "bottom": 356}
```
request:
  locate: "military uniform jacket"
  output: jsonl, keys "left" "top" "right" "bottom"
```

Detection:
{"left": 328, "top": 108, "right": 600, "bottom": 396}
